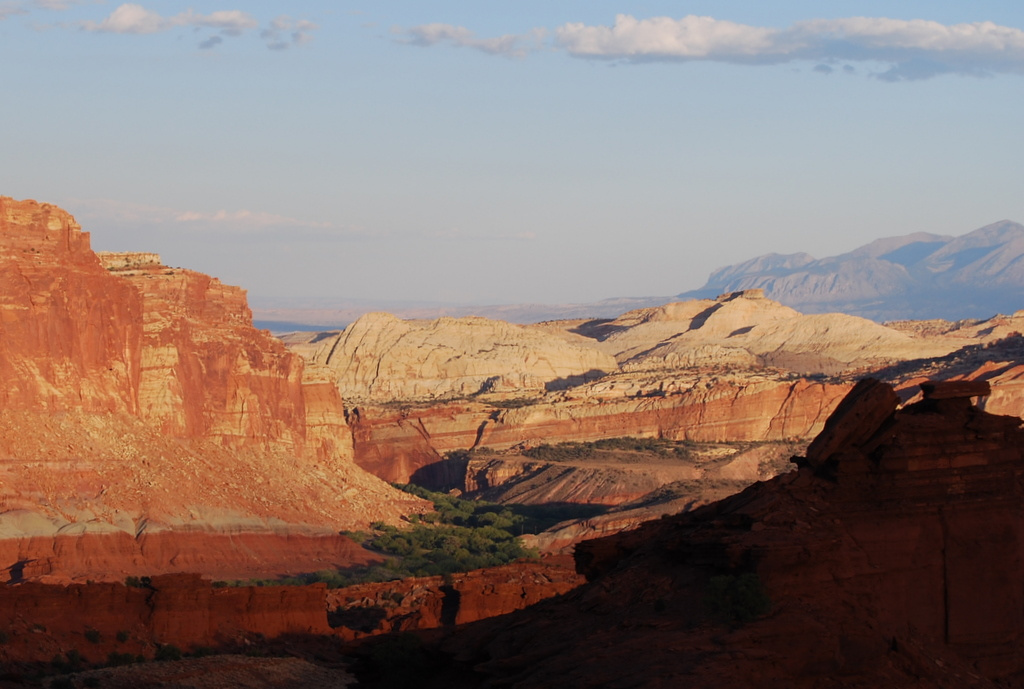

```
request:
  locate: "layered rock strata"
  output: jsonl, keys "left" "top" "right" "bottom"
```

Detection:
{"left": 0, "top": 197, "right": 424, "bottom": 580}
{"left": 349, "top": 376, "right": 849, "bottom": 483}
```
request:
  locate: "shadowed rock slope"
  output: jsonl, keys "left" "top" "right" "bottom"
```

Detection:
{"left": 419, "top": 379, "right": 1024, "bottom": 687}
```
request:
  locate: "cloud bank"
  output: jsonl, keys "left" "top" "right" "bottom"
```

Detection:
{"left": 405, "top": 14, "right": 1024, "bottom": 80}
{"left": 73, "top": 3, "right": 316, "bottom": 50}
{"left": 402, "top": 23, "right": 546, "bottom": 58}
{"left": 80, "top": 4, "right": 256, "bottom": 35}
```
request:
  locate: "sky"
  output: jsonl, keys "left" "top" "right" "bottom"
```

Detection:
{"left": 3, "top": 1, "right": 1024, "bottom": 308}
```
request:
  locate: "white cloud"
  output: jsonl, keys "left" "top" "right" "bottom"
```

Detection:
{"left": 556, "top": 15, "right": 784, "bottom": 60}
{"left": 261, "top": 15, "right": 317, "bottom": 50}
{"left": 79, "top": 3, "right": 256, "bottom": 37}
{"left": 553, "top": 14, "right": 1024, "bottom": 80}
{"left": 402, "top": 23, "right": 546, "bottom": 58}
{"left": 402, "top": 14, "right": 1024, "bottom": 80}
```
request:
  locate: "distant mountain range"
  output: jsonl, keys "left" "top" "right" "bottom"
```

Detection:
{"left": 254, "top": 220, "right": 1024, "bottom": 331}
{"left": 680, "top": 220, "right": 1024, "bottom": 322}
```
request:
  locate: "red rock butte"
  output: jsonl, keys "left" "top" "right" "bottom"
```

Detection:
{"left": 0, "top": 196, "right": 425, "bottom": 583}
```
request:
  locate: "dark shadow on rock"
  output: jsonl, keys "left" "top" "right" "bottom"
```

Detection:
{"left": 329, "top": 604, "right": 389, "bottom": 633}
{"left": 544, "top": 369, "right": 609, "bottom": 392}
{"left": 409, "top": 455, "right": 470, "bottom": 493}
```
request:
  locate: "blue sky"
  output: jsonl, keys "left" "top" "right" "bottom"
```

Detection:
{"left": 3, "top": 1, "right": 1024, "bottom": 307}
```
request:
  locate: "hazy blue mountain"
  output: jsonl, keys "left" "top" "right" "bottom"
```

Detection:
{"left": 680, "top": 221, "right": 1024, "bottom": 321}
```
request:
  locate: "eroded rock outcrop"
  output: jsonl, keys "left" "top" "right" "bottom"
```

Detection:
{"left": 326, "top": 559, "right": 583, "bottom": 639}
{"left": 309, "top": 311, "right": 617, "bottom": 403}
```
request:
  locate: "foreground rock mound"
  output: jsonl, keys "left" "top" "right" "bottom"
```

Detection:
{"left": 425, "top": 380, "right": 1024, "bottom": 687}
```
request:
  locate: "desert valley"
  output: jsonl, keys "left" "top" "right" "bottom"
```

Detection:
{"left": 1, "top": 195, "right": 1024, "bottom": 687}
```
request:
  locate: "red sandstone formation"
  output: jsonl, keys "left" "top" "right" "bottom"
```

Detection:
{"left": 417, "top": 380, "right": 1024, "bottom": 687}
{"left": 326, "top": 558, "right": 583, "bottom": 639}
{"left": 0, "top": 560, "right": 582, "bottom": 669}
{"left": 350, "top": 378, "right": 850, "bottom": 483}
{"left": 0, "top": 197, "right": 424, "bottom": 581}
{"left": 0, "top": 574, "right": 330, "bottom": 665}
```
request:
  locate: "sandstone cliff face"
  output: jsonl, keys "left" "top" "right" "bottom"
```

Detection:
{"left": 0, "top": 575, "right": 332, "bottom": 665}
{"left": 309, "top": 312, "right": 617, "bottom": 403}
{"left": 0, "top": 198, "right": 142, "bottom": 413}
{"left": 349, "top": 375, "right": 849, "bottom": 483}
{"left": 102, "top": 256, "right": 310, "bottom": 449}
{"left": 0, "top": 198, "right": 424, "bottom": 580}
{"left": 428, "top": 380, "right": 1024, "bottom": 687}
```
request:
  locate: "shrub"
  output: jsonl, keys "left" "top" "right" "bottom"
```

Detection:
{"left": 107, "top": 651, "right": 136, "bottom": 667}
{"left": 116, "top": 630, "right": 129, "bottom": 643}
{"left": 85, "top": 628, "right": 102, "bottom": 644}
{"left": 704, "top": 573, "right": 771, "bottom": 624}
{"left": 155, "top": 644, "right": 182, "bottom": 661}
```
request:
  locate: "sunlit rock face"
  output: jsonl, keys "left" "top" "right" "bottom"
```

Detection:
{"left": 309, "top": 311, "right": 618, "bottom": 403}
{"left": 0, "top": 197, "right": 425, "bottom": 581}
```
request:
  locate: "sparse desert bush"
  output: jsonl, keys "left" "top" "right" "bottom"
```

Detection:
{"left": 704, "top": 572, "right": 771, "bottom": 624}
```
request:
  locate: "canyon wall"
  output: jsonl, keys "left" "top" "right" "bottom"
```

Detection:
{"left": 350, "top": 377, "right": 850, "bottom": 483}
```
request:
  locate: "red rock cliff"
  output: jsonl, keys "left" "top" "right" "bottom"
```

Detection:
{"left": 0, "top": 197, "right": 424, "bottom": 580}
{"left": 0, "top": 574, "right": 331, "bottom": 665}
{"left": 0, "top": 198, "right": 142, "bottom": 413}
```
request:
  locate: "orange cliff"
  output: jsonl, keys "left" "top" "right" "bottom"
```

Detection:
{"left": 0, "top": 197, "right": 425, "bottom": 582}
